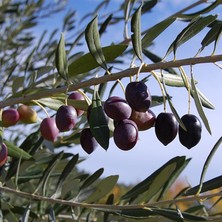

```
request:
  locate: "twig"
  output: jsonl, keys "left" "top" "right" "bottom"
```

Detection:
{"left": 0, "top": 185, "right": 222, "bottom": 211}
{"left": 0, "top": 54, "right": 222, "bottom": 109}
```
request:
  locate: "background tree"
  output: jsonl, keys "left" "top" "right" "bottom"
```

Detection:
{"left": 1, "top": 0, "right": 222, "bottom": 221}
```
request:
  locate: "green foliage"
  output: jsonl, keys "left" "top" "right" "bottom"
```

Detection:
{"left": 0, "top": 0, "right": 222, "bottom": 221}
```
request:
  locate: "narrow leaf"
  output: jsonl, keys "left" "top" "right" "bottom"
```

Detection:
{"left": 68, "top": 44, "right": 128, "bottom": 76}
{"left": 191, "top": 75, "right": 211, "bottom": 134}
{"left": 142, "top": 17, "right": 176, "bottom": 49}
{"left": 185, "top": 175, "right": 222, "bottom": 196}
{"left": 142, "top": 0, "right": 158, "bottom": 13}
{"left": 80, "top": 168, "right": 104, "bottom": 191}
{"left": 4, "top": 141, "right": 32, "bottom": 160}
{"left": 34, "top": 151, "right": 64, "bottom": 194}
{"left": 55, "top": 33, "right": 68, "bottom": 81}
{"left": 179, "top": 67, "right": 215, "bottom": 109}
{"left": 199, "top": 21, "right": 222, "bottom": 54}
{"left": 89, "top": 89, "right": 110, "bottom": 150}
{"left": 52, "top": 154, "right": 79, "bottom": 198}
{"left": 131, "top": 4, "right": 143, "bottom": 61}
{"left": 197, "top": 136, "right": 222, "bottom": 195}
{"left": 85, "top": 16, "right": 107, "bottom": 70}
{"left": 166, "top": 15, "right": 218, "bottom": 57}
{"left": 83, "top": 175, "right": 119, "bottom": 203}
{"left": 133, "top": 162, "right": 177, "bottom": 203}
{"left": 49, "top": 206, "right": 56, "bottom": 222}
{"left": 19, "top": 204, "right": 31, "bottom": 222}
{"left": 121, "top": 156, "right": 186, "bottom": 200}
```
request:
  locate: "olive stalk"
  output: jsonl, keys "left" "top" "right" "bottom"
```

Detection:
{"left": 0, "top": 54, "right": 222, "bottom": 109}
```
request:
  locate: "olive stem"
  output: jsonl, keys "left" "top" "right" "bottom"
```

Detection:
{"left": 32, "top": 100, "right": 49, "bottom": 118}
{"left": 150, "top": 70, "right": 166, "bottom": 112}
{"left": 1, "top": 54, "right": 222, "bottom": 109}
{"left": 0, "top": 184, "right": 222, "bottom": 212}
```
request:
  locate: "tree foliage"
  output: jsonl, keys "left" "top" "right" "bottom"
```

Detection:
{"left": 1, "top": 0, "right": 222, "bottom": 221}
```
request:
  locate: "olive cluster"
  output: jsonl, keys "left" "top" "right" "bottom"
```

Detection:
{"left": 1, "top": 82, "right": 202, "bottom": 164}
{"left": 104, "top": 81, "right": 155, "bottom": 151}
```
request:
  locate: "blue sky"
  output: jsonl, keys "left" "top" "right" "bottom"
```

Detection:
{"left": 41, "top": 0, "right": 222, "bottom": 185}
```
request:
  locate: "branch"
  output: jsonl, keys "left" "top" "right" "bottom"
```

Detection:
{"left": 0, "top": 54, "right": 222, "bottom": 109}
{"left": 0, "top": 185, "right": 222, "bottom": 211}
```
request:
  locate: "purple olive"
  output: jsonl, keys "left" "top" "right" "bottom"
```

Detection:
{"left": 104, "top": 96, "right": 132, "bottom": 121}
{"left": 179, "top": 114, "right": 202, "bottom": 149}
{"left": 130, "top": 109, "right": 156, "bottom": 131}
{"left": 55, "top": 105, "right": 77, "bottom": 132}
{"left": 125, "top": 81, "right": 151, "bottom": 112}
{"left": 68, "top": 91, "right": 85, "bottom": 117}
{"left": 113, "top": 119, "right": 138, "bottom": 151}
{"left": 40, "top": 117, "right": 59, "bottom": 142}
{"left": 155, "top": 112, "right": 178, "bottom": 146}
{"left": 2, "top": 108, "right": 20, "bottom": 127}
{"left": 80, "top": 128, "right": 98, "bottom": 154}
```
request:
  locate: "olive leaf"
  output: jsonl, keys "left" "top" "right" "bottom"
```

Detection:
{"left": 55, "top": 33, "right": 69, "bottom": 81}
{"left": 191, "top": 74, "right": 211, "bottom": 134}
{"left": 165, "top": 15, "right": 218, "bottom": 58}
{"left": 131, "top": 4, "right": 143, "bottom": 62}
{"left": 89, "top": 88, "right": 110, "bottom": 150}
{"left": 85, "top": 15, "right": 107, "bottom": 70}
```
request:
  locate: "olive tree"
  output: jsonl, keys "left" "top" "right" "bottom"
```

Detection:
{"left": 1, "top": 0, "right": 222, "bottom": 221}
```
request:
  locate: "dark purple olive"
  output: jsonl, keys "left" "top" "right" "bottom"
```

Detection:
{"left": 104, "top": 96, "right": 132, "bottom": 121}
{"left": 68, "top": 91, "right": 85, "bottom": 117}
{"left": 2, "top": 108, "right": 20, "bottom": 127}
{"left": 55, "top": 105, "right": 77, "bottom": 132}
{"left": 155, "top": 112, "right": 178, "bottom": 146}
{"left": 0, "top": 143, "right": 8, "bottom": 167}
{"left": 130, "top": 109, "right": 156, "bottom": 131}
{"left": 113, "top": 119, "right": 138, "bottom": 151}
{"left": 179, "top": 114, "right": 202, "bottom": 149}
{"left": 40, "top": 117, "right": 59, "bottom": 142}
{"left": 125, "top": 81, "right": 151, "bottom": 112}
{"left": 80, "top": 128, "right": 98, "bottom": 154}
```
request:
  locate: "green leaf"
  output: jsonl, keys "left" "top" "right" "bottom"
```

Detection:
{"left": 68, "top": 44, "right": 128, "bottom": 76}
{"left": 154, "top": 71, "right": 194, "bottom": 87}
{"left": 178, "top": 0, "right": 222, "bottom": 19}
{"left": 80, "top": 168, "right": 104, "bottom": 191}
{"left": 179, "top": 67, "right": 215, "bottom": 109}
{"left": 195, "top": 136, "right": 222, "bottom": 195}
{"left": 4, "top": 141, "right": 32, "bottom": 160}
{"left": 37, "top": 97, "right": 65, "bottom": 110}
{"left": 19, "top": 204, "right": 31, "bottom": 222}
{"left": 52, "top": 154, "right": 79, "bottom": 198}
{"left": 157, "top": 158, "right": 191, "bottom": 201}
{"left": 34, "top": 151, "right": 64, "bottom": 194}
{"left": 55, "top": 33, "right": 68, "bottom": 81}
{"left": 142, "top": 17, "right": 176, "bottom": 49}
{"left": 191, "top": 74, "right": 211, "bottom": 134}
{"left": 131, "top": 4, "right": 143, "bottom": 61}
{"left": 89, "top": 89, "right": 110, "bottom": 150}
{"left": 85, "top": 15, "right": 107, "bottom": 70}
{"left": 141, "top": 0, "right": 158, "bottom": 13}
{"left": 166, "top": 15, "right": 218, "bottom": 58}
{"left": 121, "top": 156, "right": 186, "bottom": 201}
{"left": 99, "top": 14, "right": 113, "bottom": 36}
{"left": 185, "top": 175, "right": 222, "bottom": 196}
{"left": 49, "top": 206, "right": 56, "bottom": 222}
{"left": 199, "top": 21, "right": 222, "bottom": 54}
{"left": 133, "top": 162, "right": 177, "bottom": 203}
{"left": 116, "top": 207, "right": 207, "bottom": 221}
{"left": 83, "top": 175, "right": 119, "bottom": 203}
